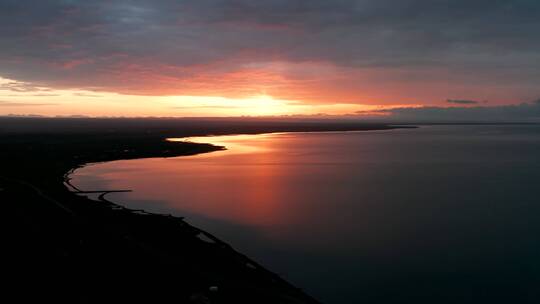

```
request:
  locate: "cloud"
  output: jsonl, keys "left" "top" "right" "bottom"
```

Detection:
{"left": 73, "top": 92, "right": 104, "bottom": 98}
{"left": 0, "top": 1, "right": 539, "bottom": 104}
{"left": 4, "top": 113, "right": 45, "bottom": 117}
{"left": 0, "top": 101, "right": 58, "bottom": 107}
{"left": 446, "top": 99, "right": 480, "bottom": 105}
{"left": 357, "top": 99, "right": 540, "bottom": 122}
{"left": 171, "top": 105, "right": 243, "bottom": 110}
{"left": 28, "top": 93, "right": 61, "bottom": 97}
{"left": 0, "top": 80, "right": 52, "bottom": 92}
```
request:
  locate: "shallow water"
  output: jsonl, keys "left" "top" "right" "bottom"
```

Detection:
{"left": 72, "top": 125, "right": 540, "bottom": 303}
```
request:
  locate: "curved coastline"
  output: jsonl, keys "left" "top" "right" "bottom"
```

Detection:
{"left": 2, "top": 120, "right": 413, "bottom": 303}
{"left": 66, "top": 125, "right": 415, "bottom": 203}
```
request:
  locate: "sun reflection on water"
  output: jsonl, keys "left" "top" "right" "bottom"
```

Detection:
{"left": 167, "top": 133, "right": 280, "bottom": 156}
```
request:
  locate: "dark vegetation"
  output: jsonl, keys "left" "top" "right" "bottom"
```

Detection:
{"left": 1, "top": 117, "right": 410, "bottom": 303}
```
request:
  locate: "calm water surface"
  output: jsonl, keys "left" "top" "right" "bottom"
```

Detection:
{"left": 72, "top": 126, "right": 540, "bottom": 303}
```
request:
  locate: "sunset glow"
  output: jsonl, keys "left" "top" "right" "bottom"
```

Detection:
{"left": 1, "top": 1, "right": 539, "bottom": 120}
{"left": 0, "top": 77, "right": 399, "bottom": 117}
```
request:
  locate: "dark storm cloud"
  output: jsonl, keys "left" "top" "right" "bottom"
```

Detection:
{"left": 0, "top": 0, "right": 539, "bottom": 99}
{"left": 358, "top": 100, "right": 540, "bottom": 122}
{"left": 447, "top": 99, "right": 480, "bottom": 105}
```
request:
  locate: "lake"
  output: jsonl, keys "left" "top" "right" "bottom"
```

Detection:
{"left": 72, "top": 125, "right": 540, "bottom": 303}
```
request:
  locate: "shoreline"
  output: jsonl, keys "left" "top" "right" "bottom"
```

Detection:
{"left": 63, "top": 170, "right": 313, "bottom": 303}
{"left": 64, "top": 127, "right": 416, "bottom": 217}
{"left": 2, "top": 121, "right": 411, "bottom": 303}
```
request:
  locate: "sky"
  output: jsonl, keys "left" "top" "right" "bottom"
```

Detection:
{"left": 1, "top": 0, "right": 540, "bottom": 120}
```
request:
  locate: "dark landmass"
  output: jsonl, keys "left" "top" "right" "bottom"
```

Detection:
{"left": 1, "top": 117, "right": 412, "bottom": 303}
